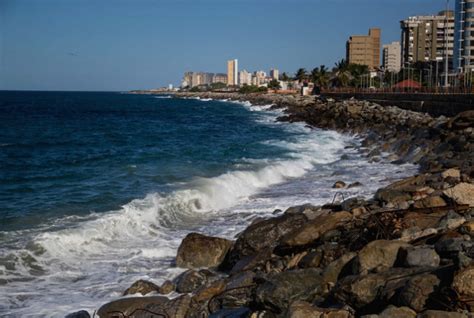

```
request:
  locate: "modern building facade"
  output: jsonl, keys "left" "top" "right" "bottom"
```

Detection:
{"left": 212, "top": 73, "right": 227, "bottom": 84}
{"left": 270, "top": 69, "right": 279, "bottom": 80}
{"left": 382, "top": 41, "right": 402, "bottom": 72}
{"left": 182, "top": 72, "right": 217, "bottom": 87}
{"left": 239, "top": 70, "right": 252, "bottom": 86}
{"left": 227, "top": 59, "right": 238, "bottom": 86}
{"left": 400, "top": 11, "right": 455, "bottom": 66}
{"left": 346, "top": 28, "right": 381, "bottom": 70}
{"left": 454, "top": 0, "right": 474, "bottom": 71}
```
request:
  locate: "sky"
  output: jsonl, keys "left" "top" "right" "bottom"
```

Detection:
{"left": 1, "top": 0, "right": 447, "bottom": 91}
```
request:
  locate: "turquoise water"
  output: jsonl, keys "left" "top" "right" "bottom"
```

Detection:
{"left": 0, "top": 92, "right": 417, "bottom": 316}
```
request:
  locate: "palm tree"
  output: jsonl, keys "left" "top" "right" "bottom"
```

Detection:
{"left": 331, "top": 59, "right": 352, "bottom": 87}
{"left": 311, "top": 65, "right": 330, "bottom": 88}
{"left": 295, "top": 68, "right": 308, "bottom": 83}
{"left": 281, "top": 72, "right": 290, "bottom": 81}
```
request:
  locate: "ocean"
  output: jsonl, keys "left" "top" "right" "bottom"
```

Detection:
{"left": 0, "top": 91, "right": 417, "bottom": 316}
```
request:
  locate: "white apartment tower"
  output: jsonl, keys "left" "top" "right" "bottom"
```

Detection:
{"left": 227, "top": 59, "right": 239, "bottom": 86}
{"left": 454, "top": 0, "right": 474, "bottom": 71}
{"left": 382, "top": 42, "right": 402, "bottom": 72}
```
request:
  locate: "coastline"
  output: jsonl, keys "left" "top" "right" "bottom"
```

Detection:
{"left": 78, "top": 93, "right": 473, "bottom": 318}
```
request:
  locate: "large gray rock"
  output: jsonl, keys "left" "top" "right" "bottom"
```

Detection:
{"left": 175, "top": 269, "right": 215, "bottom": 294}
{"left": 227, "top": 213, "right": 307, "bottom": 266}
{"left": 418, "top": 310, "right": 469, "bottom": 318}
{"left": 123, "top": 279, "right": 160, "bottom": 296}
{"left": 400, "top": 246, "right": 440, "bottom": 268}
{"left": 279, "top": 212, "right": 352, "bottom": 248}
{"left": 255, "top": 268, "right": 324, "bottom": 312}
{"left": 378, "top": 306, "right": 416, "bottom": 318}
{"left": 97, "top": 295, "right": 190, "bottom": 318}
{"left": 398, "top": 274, "right": 440, "bottom": 312}
{"left": 443, "top": 183, "right": 474, "bottom": 207}
{"left": 355, "top": 240, "right": 410, "bottom": 274}
{"left": 176, "top": 233, "right": 232, "bottom": 269}
{"left": 322, "top": 252, "right": 357, "bottom": 286}
{"left": 65, "top": 311, "right": 90, "bottom": 318}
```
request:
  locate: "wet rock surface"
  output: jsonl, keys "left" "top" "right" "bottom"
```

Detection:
{"left": 92, "top": 92, "right": 474, "bottom": 317}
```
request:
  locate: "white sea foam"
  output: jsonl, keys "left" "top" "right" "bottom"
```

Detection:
{"left": 154, "top": 95, "right": 172, "bottom": 99}
{"left": 0, "top": 98, "right": 418, "bottom": 316}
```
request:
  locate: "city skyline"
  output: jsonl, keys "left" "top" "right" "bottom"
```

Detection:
{"left": 2, "top": 0, "right": 449, "bottom": 91}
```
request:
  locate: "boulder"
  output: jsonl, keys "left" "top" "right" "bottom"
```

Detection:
{"left": 441, "top": 168, "right": 461, "bottom": 179}
{"left": 461, "top": 220, "right": 474, "bottom": 236}
{"left": 176, "top": 233, "right": 232, "bottom": 269}
{"left": 400, "top": 246, "right": 440, "bottom": 268}
{"left": 255, "top": 268, "right": 324, "bottom": 312}
{"left": 374, "top": 189, "right": 411, "bottom": 206}
{"left": 287, "top": 301, "right": 321, "bottom": 318}
{"left": 322, "top": 252, "right": 357, "bottom": 286}
{"left": 279, "top": 212, "right": 352, "bottom": 248}
{"left": 227, "top": 213, "right": 307, "bottom": 266}
{"left": 175, "top": 269, "right": 215, "bottom": 294}
{"left": 333, "top": 181, "right": 346, "bottom": 189}
{"left": 97, "top": 295, "right": 190, "bottom": 318}
{"left": 418, "top": 310, "right": 469, "bottom": 318}
{"left": 443, "top": 183, "right": 474, "bottom": 207}
{"left": 452, "top": 265, "right": 474, "bottom": 299}
{"left": 334, "top": 268, "right": 422, "bottom": 310}
{"left": 159, "top": 280, "right": 175, "bottom": 294}
{"left": 413, "top": 196, "right": 446, "bottom": 209}
{"left": 65, "top": 311, "right": 90, "bottom": 318}
{"left": 398, "top": 274, "right": 440, "bottom": 312}
{"left": 378, "top": 306, "right": 416, "bottom": 318}
{"left": 123, "top": 279, "right": 160, "bottom": 296}
{"left": 354, "top": 240, "right": 410, "bottom": 274}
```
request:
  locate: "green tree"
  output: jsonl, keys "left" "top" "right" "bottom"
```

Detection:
{"left": 295, "top": 68, "right": 308, "bottom": 83}
{"left": 190, "top": 86, "right": 201, "bottom": 92}
{"left": 267, "top": 79, "right": 281, "bottom": 90}
{"left": 281, "top": 72, "right": 290, "bottom": 81}
{"left": 331, "top": 59, "right": 352, "bottom": 87}
{"left": 311, "top": 65, "right": 330, "bottom": 88}
{"left": 210, "top": 82, "right": 226, "bottom": 90}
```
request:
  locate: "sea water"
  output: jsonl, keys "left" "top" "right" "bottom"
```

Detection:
{"left": 0, "top": 91, "right": 417, "bottom": 316}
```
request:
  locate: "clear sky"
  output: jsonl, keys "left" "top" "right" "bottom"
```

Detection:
{"left": 1, "top": 0, "right": 447, "bottom": 91}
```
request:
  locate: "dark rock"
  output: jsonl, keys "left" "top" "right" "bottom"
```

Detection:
{"left": 209, "top": 307, "right": 251, "bottom": 318}
{"left": 230, "top": 248, "right": 273, "bottom": 274}
{"left": 158, "top": 280, "right": 175, "bottom": 294}
{"left": 175, "top": 269, "right": 215, "bottom": 294}
{"left": 348, "top": 182, "right": 363, "bottom": 188}
{"left": 333, "top": 181, "right": 347, "bottom": 189}
{"left": 278, "top": 212, "right": 352, "bottom": 249}
{"left": 435, "top": 236, "right": 473, "bottom": 257}
{"left": 354, "top": 240, "right": 410, "bottom": 274}
{"left": 226, "top": 213, "right": 307, "bottom": 268}
{"left": 399, "top": 246, "right": 440, "bottom": 268}
{"left": 322, "top": 252, "right": 357, "bottom": 287}
{"left": 418, "top": 310, "right": 469, "bottom": 318}
{"left": 298, "top": 251, "right": 323, "bottom": 268}
{"left": 65, "top": 310, "right": 90, "bottom": 318}
{"left": 378, "top": 305, "right": 416, "bottom": 318}
{"left": 255, "top": 268, "right": 324, "bottom": 313}
{"left": 398, "top": 274, "right": 440, "bottom": 312}
{"left": 97, "top": 295, "right": 190, "bottom": 318}
{"left": 123, "top": 279, "right": 160, "bottom": 296}
{"left": 176, "top": 233, "right": 233, "bottom": 269}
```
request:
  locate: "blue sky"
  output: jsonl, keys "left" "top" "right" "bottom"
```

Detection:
{"left": 1, "top": 0, "right": 446, "bottom": 91}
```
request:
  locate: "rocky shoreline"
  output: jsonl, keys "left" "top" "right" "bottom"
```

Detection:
{"left": 68, "top": 92, "right": 474, "bottom": 318}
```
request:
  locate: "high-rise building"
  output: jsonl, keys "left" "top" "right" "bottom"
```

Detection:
{"left": 454, "top": 0, "right": 474, "bottom": 71}
{"left": 270, "top": 69, "right": 279, "bottom": 80}
{"left": 253, "top": 71, "right": 267, "bottom": 86}
{"left": 239, "top": 70, "right": 252, "bottom": 86}
{"left": 400, "top": 11, "right": 455, "bottom": 66}
{"left": 212, "top": 73, "right": 228, "bottom": 84}
{"left": 346, "top": 28, "right": 381, "bottom": 70}
{"left": 227, "top": 59, "right": 238, "bottom": 86}
{"left": 382, "top": 42, "right": 402, "bottom": 72}
{"left": 182, "top": 72, "right": 215, "bottom": 87}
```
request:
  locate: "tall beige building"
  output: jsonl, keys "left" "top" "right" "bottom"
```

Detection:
{"left": 383, "top": 42, "right": 402, "bottom": 72}
{"left": 346, "top": 28, "right": 381, "bottom": 70}
{"left": 400, "top": 11, "right": 455, "bottom": 66}
{"left": 227, "top": 59, "right": 238, "bottom": 86}
{"left": 270, "top": 69, "right": 279, "bottom": 80}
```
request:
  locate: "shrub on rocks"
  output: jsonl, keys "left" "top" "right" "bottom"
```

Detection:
{"left": 176, "top": 233, "right": 233, "bottom": 269}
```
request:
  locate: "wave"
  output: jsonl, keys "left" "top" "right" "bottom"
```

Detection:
{"left": 0, "top": 97, "right": 348, "bottom": 316}
{"left": 153, "top": 95, "right": 172, "bottom": 99}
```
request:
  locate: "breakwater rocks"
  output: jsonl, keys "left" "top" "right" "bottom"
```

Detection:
{"left": 81, "top": 92, "right": 474, "bottom": 318}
